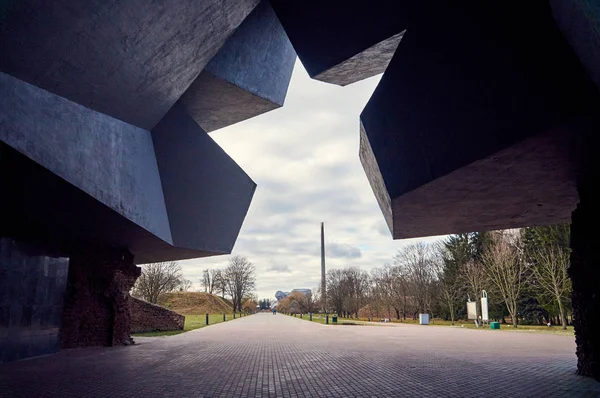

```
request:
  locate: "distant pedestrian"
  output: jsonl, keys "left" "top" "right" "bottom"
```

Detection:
{"left": 272, "top": 308, "right": 277, "bottom": 315}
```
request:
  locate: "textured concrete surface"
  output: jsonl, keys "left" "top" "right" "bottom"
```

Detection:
{"left": 0, "top": 142, "right": 216, "bottom": 264}
{"left": 271, "top": 0, "right": 410, "bottom": 86}
{"left": 180, "top": 1, "right": 296, "bottom": 132}
{"left": 1, "top": 72, "right": 256, "bottom": 263}
{"left": 0, "top": 0, "right": 259, "bottom": 129}
{"left": 0, "top": 72, "right": 172, "bottom": 245}
{"left": 360, "top": 1, "right": 599, "bottom": 238}
{"left": 385, "top": 130, "right": 579, "bottom": 238}
{"left": 313, "top": 30, "right": 404, "bottom": 87}
{"left": 152, "top": 105, "right": 256, "bottom": 255}
{"left": 1, "top": 313, "right": 599, "bottom": 397}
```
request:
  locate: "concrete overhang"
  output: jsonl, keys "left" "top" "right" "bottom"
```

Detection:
{"left": 271, "top": 0, "right": 411, "bottom": 86}
{"left": 359, "top": 2, "right": 600, "bottom": 238}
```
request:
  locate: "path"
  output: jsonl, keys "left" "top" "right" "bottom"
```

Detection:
{"left": 1, "top": 313, "right": 599, "bottom": 397}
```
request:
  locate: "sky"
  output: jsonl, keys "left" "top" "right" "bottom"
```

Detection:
{"left": 179, "top": 59, "right": 444, "bottom": 300}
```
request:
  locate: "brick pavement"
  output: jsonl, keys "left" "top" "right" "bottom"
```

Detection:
{"left": 1, "top": 313, "right": 599, "bottom": 397}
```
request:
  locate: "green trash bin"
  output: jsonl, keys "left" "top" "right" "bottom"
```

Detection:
{"left": 332, "top": 315, "right": 338, "bottom": 323}
{"left": 490, "top": 322, "right": 500, "bottom": 330}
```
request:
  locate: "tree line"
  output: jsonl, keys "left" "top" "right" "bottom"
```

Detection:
{"left": 316, "top": 225, "right": 570, "bottom": 329}
{"left": 201, "top": 255, "right": 257, "bottom": 312}
{"left": 132, "top": 255, "right": 257, "bottom": 313}
{"left": 275, "top": 290, "right": 318, "bottom": 314}
{"left": 131, "top": 261, "right": 192, "bottom": 304}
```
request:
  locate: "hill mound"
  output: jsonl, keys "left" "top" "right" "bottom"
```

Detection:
{"left": 158, "top": 292, "right": 233, "bottom": 315}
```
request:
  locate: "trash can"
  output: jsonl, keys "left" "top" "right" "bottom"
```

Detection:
{"left": 419, "top": 314, "right": 429, "bottom": 325}
{"left": 490, "top": 322, "right": 500, "bottom": 330}
{"left": 332, "top": 315, "right": 338, "bottom": 323}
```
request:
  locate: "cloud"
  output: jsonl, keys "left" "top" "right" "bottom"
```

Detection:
{"left": 327, "top": 243, "right": 362, "bottom": 259}
{"left": 268, "top": 264, "right": 291, "bottom": 273}
{"left": 177, "top": 59, "right": 445, "bottom": 300}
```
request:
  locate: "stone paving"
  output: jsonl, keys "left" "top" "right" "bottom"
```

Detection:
{"left": 1, "top": 313, "right": 599, "bottom": 397}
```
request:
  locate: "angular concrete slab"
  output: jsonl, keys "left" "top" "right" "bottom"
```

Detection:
{"left": 0, "top": 0, "right": 259, "bottom": 129}
{"left": 271, "top": 0, "right": 410, "bottom": 86}
{"left": 0, "top": 72, "right": 172, "bottom": 245}
{"left": 152, "top": 105, "right": 256, "bottom": 255}
{"left": 1, "top": 72, "right": 255, "bottom": 263}
{"left": 179, "top": 1, "right": 296, "bottom": 132}
{"left": 0, "top": 140, "right": 213, "bottom": 264}
{"left": 360, "top": 2, "right": 600, "bottom": 238}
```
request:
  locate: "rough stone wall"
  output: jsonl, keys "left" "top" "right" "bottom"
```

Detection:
{"left": 569, "top": 184, "right": 600, "bottom": 380}
{"left": 60, "top": 247, "right": 140, "bottom": 348}
{"left": 129, "top": 297, "right": 185, "bottom": 333}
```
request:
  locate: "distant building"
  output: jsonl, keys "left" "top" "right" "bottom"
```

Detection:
{"left": 291, "top": 289, "right": 312, "bottom": 296}
{"left": 275, "top": 291, "right": 289, "bottom": 301}
{"left": 274, "top": 289, "right": 311, "bottom": 303}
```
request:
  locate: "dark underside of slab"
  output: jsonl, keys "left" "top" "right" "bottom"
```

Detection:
{"left": 389, "top": 131, "right": 579, "bottom": 238}
{"left": 0, "top": 0, "right": 259, "bottom": 129}
{"left": 359, "top": 1, "right": 600, "bottom": 238}
{"left": 178, "top": 71, "right": 280, "bottom": 132}
{"left": 270, "top": 0, "right": 410, "bottom": 86}
{"left": 0, "top": 142, "right": 217, "bottom": 263}
{"left": 180, "top": 0, "right": 296, "bottom": 132}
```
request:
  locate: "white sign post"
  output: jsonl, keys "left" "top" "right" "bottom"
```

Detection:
{"left": 467, "top": 300, "right": 477, "bottom": 320}
{"left": 481, "top": 290, "right": 489, "bottom": 324}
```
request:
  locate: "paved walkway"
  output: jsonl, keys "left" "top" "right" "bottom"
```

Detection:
{"left": 1, "top": 314, "right": 599, "bottom": 397}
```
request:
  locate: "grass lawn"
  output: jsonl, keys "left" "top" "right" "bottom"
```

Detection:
{"left": 133, "top": 313, "right": 248, "bottom": 337}
{"left": 286, "top": 313, "right": 575, "bottom": 335}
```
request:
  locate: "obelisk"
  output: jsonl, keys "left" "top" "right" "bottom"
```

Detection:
{"left": 321, "top": 222, "right": 326, "bottom": 312}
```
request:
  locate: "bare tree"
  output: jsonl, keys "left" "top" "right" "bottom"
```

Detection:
{"left": 435, "top": 245, "right": 462, "bottom": 325}
{"left": 224, "top": 256, "right": 256, "bottom": 312}
{"left": 202, "top": 269, "right": 211, "bottom": 293}
{"left": 296, "top": 291, "right": 317, "bottom": 314}
{"left": 391, "top": 265, "right": 412, "bottom": 319}
{"left": 394, "top": 243, "right": 436, "bottom": 317}
{"left": 202, "top": 269, "right": 221, "bottom": 294}
{"left": 311, "top": 286, "right": 322, "bottom": 312}
{"left": 460, "top": 259, "right": 486, "bottom": 319}
{"left": 132, "top": 261, "right": 183, "bottom": 304}
{"left": 342, "top": 267, "right": 370, "bottom": 318}
{"left": 483, "top": 232, "right": 529, "bottom": 328}
{"left": 326, "top": 269, "right": 346, "bottom": 315}
{"left": 178, "top": 278, "right": 193, "bottom": 292}
{"left": 531, "top": 244, "right": 571, "bottom": 329}
{"left": 370, "top": 266, "right": 394, "bottom": 319}
{"left": 213, "top": 269, "right": 227, "bottom": 298}
{"left": 284, "top": 292, "right": 305, "bottom": 314}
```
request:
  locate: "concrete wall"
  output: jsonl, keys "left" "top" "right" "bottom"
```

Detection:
{"left": 179, "top": 0, "right": 296, "bottom": 132}
{"left": 152, "top": 105, "right": 256, "bottom": 254}
{"left": 271, "top": 1, "right": 409, "bottom": 85}
{"left": 0, "top": 238, "right": 68, "bottom": 362}
{"left": 130, "top": 297, "right": 185, "bottom": 333}
{"left": 1, "top": 1, "right": 292, "bottom": 264}
{"left": 0, "top": 72, "right": 172, "bottom": 245}
{"left": 359, "top": 2, "right": 599, "bottom": 238}
{"left": 0, "top": 0, "right": 259, "bottom": 129}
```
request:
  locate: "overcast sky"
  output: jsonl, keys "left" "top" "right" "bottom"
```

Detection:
{"left": 180, "top": 59, "right": 443, "bottom": 299}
